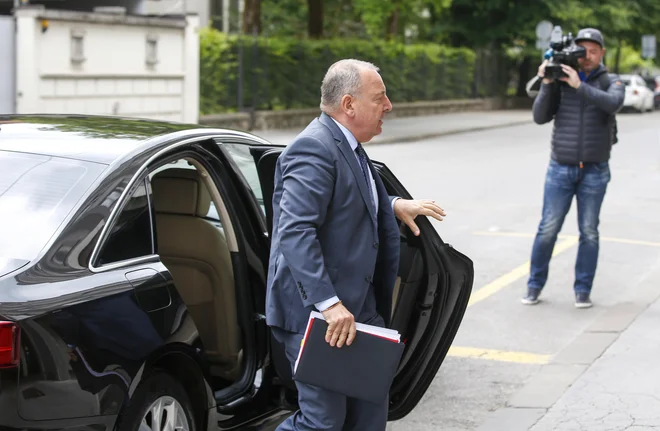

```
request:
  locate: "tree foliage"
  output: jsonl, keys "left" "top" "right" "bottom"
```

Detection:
{"left": 227, "top": 0, "right": 658, "bottom": 112}
{"left": 199, "top": 28, "right": 478, "bottom": 114}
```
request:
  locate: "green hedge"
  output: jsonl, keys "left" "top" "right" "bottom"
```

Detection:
{"left": 200, "top": 28, "right": 477, "bottom": 115}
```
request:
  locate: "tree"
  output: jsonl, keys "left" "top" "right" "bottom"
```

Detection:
{"left": 262, "top": 0, "right": 307, "bottom": 38}
{"left": 545, "top": 0, "right": 660, "bottom": 72}
{"left": 308, "top": 0, "right": 323, "bottom": 38}
{"left": 437, "top": 0, "right": 659, "bottom": 95}
{"left": 242, "top": 0, "right": 261, "bottom": 34}
{"left": 352, "top": 0, "right": 451, "bottom": 40}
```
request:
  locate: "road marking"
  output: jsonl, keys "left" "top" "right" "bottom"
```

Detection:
{"left": 474, "top": 231, "right": 660, "bottom": 248}
{"left": 451, "top": 230, "right": 660, "bottom": 366}
{"left": 467, "top": 236, "right": 579, "bottom": 307}
{"left": 448, "top": 346, "right": 551, "bottom": 364}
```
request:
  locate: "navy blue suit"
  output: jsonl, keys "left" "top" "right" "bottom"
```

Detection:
{"left": 266, "top": 113, "right": 400, "bottom": 430}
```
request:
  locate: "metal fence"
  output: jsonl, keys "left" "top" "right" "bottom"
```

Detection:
{"left": 199, "top": 37, "right": 514, "bottom": 119}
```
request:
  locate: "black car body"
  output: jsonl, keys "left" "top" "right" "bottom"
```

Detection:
{"left": 0, "top": 115, "right": 474, "bottom": 431}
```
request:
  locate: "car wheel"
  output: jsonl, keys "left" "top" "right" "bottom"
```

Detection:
{"left": 116, "top": 372, "right": 196, "bottom": 431}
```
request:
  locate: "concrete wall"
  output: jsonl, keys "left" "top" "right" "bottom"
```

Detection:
{"left": 14, "top": 6, "right": 199, "bottom": 123}
{"left": 0, "top": 16, "right": 16, "bottom": 114}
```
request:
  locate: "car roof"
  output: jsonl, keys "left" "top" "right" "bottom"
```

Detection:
{"left": 0, "top": 114, "right": 220, "bottom": 164}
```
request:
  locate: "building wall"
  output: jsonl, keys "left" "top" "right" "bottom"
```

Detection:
{"left": 0, "top": 15, "right": 16, "bottom": 114}
{"left": 14, "top": 6, "right": 199, "bottom": 123}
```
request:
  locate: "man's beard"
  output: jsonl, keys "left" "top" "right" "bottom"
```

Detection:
{"left": 580, "top": 63, "right": 592, "bottom": 73}
{"left": 580, "top": 59, "right": 600, "bottom": 73}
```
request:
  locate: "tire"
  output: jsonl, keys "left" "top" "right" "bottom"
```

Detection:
{"left": 116, "top": 372, "right": 197, "bottom": 431}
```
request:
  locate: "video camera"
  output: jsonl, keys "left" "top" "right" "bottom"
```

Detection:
{"left": 544, "top": 26, "right": 586, "bottom": 79}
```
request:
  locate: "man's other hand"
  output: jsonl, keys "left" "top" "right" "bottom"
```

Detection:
{"left": 559, "top": 65, "right": 581, "bottom": 89}
{"left": 393, "top": 199, "right": 446, "bottom": 236}
{"left": 322, "top": 302, "right": 356, "bottom": 348}
{"left": 538, "top": 59, "right": 554, "bottom": 84}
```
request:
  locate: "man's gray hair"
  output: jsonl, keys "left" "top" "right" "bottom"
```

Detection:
{"left": 320, "top": 59, "right": 379, "bottom": 112}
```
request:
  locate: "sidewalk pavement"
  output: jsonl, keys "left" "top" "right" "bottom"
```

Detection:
{"left": 478, "top": 259, "right": 660, "bottom": 431}
{"left": 254, "top": 110, "right": 533, "bottom": 146}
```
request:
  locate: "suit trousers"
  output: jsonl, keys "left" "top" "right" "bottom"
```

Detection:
{"left": 272, "top": 304, "right": 387, "bottom": 431}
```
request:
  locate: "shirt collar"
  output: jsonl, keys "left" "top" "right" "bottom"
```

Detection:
{"left": 330, "top": 117, "right": 358, "bottom": 152}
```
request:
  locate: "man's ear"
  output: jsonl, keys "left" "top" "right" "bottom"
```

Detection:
{"left": 340, "top": 94, "right": 355, "bottom": 117}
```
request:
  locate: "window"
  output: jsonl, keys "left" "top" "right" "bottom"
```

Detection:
{"left": 96, "top": 178, "right": 154, "bottom": 266}
{"left": 148, "top": 158, "right": 222, "bottom": 224}
{"left": 70, "top": 28, "right": 85, "bottom": 64}
{"left": 146, "top": 34, "right": 158, "bottom": 67}
{"left": 0, "top": 151, "right": 104, "bottom": 262}
{"left": 222, "top": 142, "right": 265, "bottom": 216}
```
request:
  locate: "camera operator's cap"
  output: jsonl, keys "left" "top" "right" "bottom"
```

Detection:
{"left": 575, "top": 28, "right": 605, "bottom": 47}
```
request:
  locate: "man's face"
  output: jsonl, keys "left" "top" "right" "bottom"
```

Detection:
{"left": 577, "top": 41, "right": 605, "bottom": 73}
{"left": 347, "top": 70, "right": 392, "bottom": 143}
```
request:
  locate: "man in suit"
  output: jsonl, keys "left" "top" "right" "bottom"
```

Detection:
{"left": 266, "top": 58, "right": 446, "bottom": 431}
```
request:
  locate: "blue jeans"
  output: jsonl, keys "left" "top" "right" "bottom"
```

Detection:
{"left": 528, "top": 159, "right": 611, "bottom": 294}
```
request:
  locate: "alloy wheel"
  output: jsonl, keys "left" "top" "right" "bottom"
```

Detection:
{"left": 139, "top": 396, "right": 190, "bottom": 431}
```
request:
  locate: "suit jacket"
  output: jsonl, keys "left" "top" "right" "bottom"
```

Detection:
{"left": 266, "top": 113, "right": 401, "bottom": 334}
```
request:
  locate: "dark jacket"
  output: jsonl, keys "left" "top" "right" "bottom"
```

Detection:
{"left": 533, "top": 65, "right": 625, "bottom": 165}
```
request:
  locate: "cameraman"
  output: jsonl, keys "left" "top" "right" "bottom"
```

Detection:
{"left": 522, "top": 28, "right": 624, "bottom": 308}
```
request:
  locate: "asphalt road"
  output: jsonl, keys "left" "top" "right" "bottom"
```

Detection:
{"left": 363, "top": 111, "right": 660, "bottom": 430}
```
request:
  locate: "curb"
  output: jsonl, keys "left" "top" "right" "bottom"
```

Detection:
{"left": 366, "top": 120, "right": 534, "bottom": 146}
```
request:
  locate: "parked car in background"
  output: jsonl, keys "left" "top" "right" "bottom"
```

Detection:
{"left": 641, "top": 75, "right": 660, "bottom": 108}
{"left": 619, "top": 74, "right": 655, "bottom": 112}
{"left": 0, "top": 115, "right": 474, "bottom": 431}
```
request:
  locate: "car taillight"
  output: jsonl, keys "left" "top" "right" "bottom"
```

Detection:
{"left": 0, "top": 321, "right": 20, "bottom": 369}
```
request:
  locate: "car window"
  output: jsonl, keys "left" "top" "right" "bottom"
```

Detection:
{"left": 621, "top": 78, "right": 632, "bottom": 86}
{"left": 96, "top": 178, "right": 154, "bottom": 266}
{"left": 0, "top": 151, "right": 105, "bottom": 262}
{"left": 221, "top": 142, "right": 266, "bottom": 217}
{"left": 642, "top": 77, "right": 655, "bottom": 89}
{"left": 149, "top": 158, "right": 222, "bottom": 223}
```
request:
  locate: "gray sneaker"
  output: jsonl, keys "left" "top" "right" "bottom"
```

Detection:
{"left": 521, "top": 288, "right": 541, "bottom": 305}
{"left": 575, "top": 292, "right": 593, "bottom": 309}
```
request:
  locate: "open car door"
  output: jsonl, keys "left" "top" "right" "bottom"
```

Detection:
{"left": 250, "top": 146, "right": 474, "bottom": 420}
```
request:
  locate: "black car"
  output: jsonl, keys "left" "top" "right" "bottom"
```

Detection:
{"left": 0, "top": 115, "right": 474, "bottom": 431}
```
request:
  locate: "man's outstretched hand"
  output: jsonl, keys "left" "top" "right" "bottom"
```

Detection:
{"left": 321, "top": 302, "right": 356, "bottom": 348}
{"left": 393, "top": 199, "right": 446, "bottom": 236}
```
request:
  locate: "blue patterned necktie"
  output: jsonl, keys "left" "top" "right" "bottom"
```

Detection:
{"left": 355, "top": 143, "right": 376, "bottom": 212}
